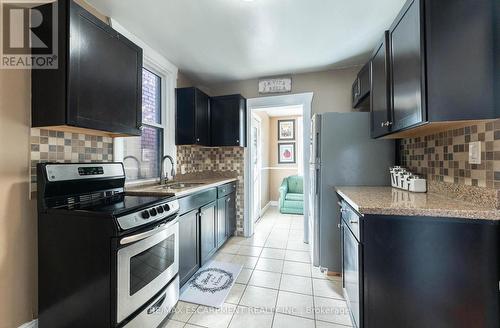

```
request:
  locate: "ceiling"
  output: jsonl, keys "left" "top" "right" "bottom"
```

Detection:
{"left": 254, "top": 105, "right": 303, "bottom": 117}
{"left": 87, "top": 0, "right": 405, "bottom": 84}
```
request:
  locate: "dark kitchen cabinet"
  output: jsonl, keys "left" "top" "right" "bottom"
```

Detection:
{"left": 211, "top": 95, "right": 247, "bottom": 147}
{"left": 216, "top": 182, "right": 237, "bottom": 247}
{"left": 32, "top": 1, "right": 143, "bottom": 136}
{"left": 226, "top": 192, "right": 237, "bottom": 237}
{"left": 352, "top": 62, "right": 371, "bottom": 110}
{"left": 337, "top": 194, "right": 500, "bottom": 328}
{"left": 389, "top": 0, "right": 425, "bottom": 132}
{"left": 216, "top": 197, "right": 227, "bottom": 248}
{"left": 370, "top": 32, "right": 392, "bottom": 138}
{"left": 176, "top": 87, "right": 210, "bottom": 146}
{"left": 370, "top": 0, "right": 500, "bottom": 138}
{"left": 200, "top": 201, "right": 217, "bottom": 265}
{"left": 178, "top": 209, "right": 200, "bottom": 286}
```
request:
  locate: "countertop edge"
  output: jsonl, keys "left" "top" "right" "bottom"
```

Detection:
{"left": 335, "top": 186, "right": 500, "bottom": 221}
{"left": 127, "top": 178, "right": 238, "bottom": 198}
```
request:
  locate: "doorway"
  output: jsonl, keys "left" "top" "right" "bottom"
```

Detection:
{"left": 244, "top": 93, "right": 313, "bottom": 239}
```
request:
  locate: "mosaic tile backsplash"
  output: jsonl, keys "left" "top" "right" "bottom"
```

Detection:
{"left": 399, "top": 119, "right": 500, "bottom": 207}
{"left": 177, "top": 145, "right": 245, "bottom": 235}
{"left": 30, "top": 128, "right": 114, "bottom": 192}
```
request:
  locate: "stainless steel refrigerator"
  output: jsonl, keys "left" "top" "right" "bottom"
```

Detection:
{"left": 309, "top": 112, "right": 395, "bottom": 273}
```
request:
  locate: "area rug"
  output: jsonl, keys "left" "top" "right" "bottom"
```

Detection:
{"left": 179, "top": 261, "right": 242, "bottom": 308}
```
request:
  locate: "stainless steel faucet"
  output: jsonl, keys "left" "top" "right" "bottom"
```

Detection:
{"left": 160, "top": 155, "right": 176, "bottom": 184}
{"left": 123, "top": 155, "right": 142, "bottom": 179}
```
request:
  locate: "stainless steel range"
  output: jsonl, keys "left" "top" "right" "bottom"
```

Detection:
{"left": 37, "top": 163, "right": 180, "bottom": 328}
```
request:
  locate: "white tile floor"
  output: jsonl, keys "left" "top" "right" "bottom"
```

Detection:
{"left": 164, "top": 206, "right": 353, "bottom": 328}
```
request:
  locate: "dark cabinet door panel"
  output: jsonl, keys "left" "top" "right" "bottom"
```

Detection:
{"left": 211, "top": 95, "right": 247, "bottom": 147}
{"left": 216, "top": 197, "right": 227, "bottom": 248}
{"left": 389, "top": 0, "right": 425, "bottom": 132}
{"left": 175, "top": 87, "right": 210, "bottom": 146}
{"left": 200, "top": 201, "right": 217, "bottom": 264}
{"left": 195, "top": 89, "right": 210, "bottom": 145}
{"left": 226, "top": 192, "right": 236, "bottom": 237}
{"left": 178, "top": 209, "right": 200, "bottom": 286}
{"left": 370, "top": 32, "right": 391, "bottom": 138}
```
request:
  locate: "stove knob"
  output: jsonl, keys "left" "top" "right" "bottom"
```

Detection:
{"left": 149, "top": 208, "right": 157, "bottom": 216}
{"left": 163, "top": 204, "right": 170, "bottom": 212}
{"left": 141, "top": 211, "right": 150, "bottom": 219}
{"left": 156, "top": 206, "right": 164, "bottom": 213}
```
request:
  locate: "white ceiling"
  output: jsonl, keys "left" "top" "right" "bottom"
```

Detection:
{"left": 253, "top": 105, "right": 303, "bottom": 117}
{"left": 87, "top": 0, "right": 405, "bottom": 84}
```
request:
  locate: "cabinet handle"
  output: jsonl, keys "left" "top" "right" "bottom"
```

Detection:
{"left": 350, "top": 220, "right": 359, "bottom": 225}
{"left": 236, "top": 139, "right": 240, "bottom": 143}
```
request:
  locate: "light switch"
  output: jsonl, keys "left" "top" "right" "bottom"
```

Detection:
{"left": 469, "top": 141, "right": 481, "bottom": 164}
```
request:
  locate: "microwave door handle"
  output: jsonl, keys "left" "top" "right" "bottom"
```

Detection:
{"left": 120, "top": 219, "right": 175, "bottom": 245}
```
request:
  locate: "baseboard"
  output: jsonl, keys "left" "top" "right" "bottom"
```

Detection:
{"left": 18, "top": 319, "right": 38, "bottom": 328}
{"left": 269, "top": 201, "right": 278, "bottom": 206}
{"left": 260, "top": 202, "right": 272, "bottom": 216}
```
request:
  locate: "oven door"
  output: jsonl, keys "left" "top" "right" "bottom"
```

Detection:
{"left": 117, "top": 219, "right": 179, "bottom": 324}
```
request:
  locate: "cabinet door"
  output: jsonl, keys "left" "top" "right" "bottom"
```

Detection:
{"left": 226, "top": 192, "right": 237, "bottom": 237}
{"left": 216, "top": 197, "right": 227, "bottom": 248}
{"left": 370, "top": 32, "right": 391, "bottom": 138}
{"left": 211, "top": 95, "right": 247, "bottom": 147}
{"left": 389, "top": 0, "right": 425, "bottom": 132}
{"left": 178, "top": 210, "right": 200, "bottom": 286}
{"left": 176, "top": 87, "right": 210, "bottom": 146}
{"left": 68, "top": 3, "right": 142, "bottom": 136}
{"left": 194, "top": 89, "right": 210, "bottom": 146}
{"left": 200, "top": 201, "right": 217, "bottom": 264}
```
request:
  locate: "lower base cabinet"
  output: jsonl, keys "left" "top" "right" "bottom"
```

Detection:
{"left": 178, "top": 209, "right": 200, "bottom": 286}
{"left": 178, "top": 183, "right": 237, "bottom": 286}
{"left": 338, "top": 197, "right": 500, "bottom": 328}
{"left": 200, "top": 201, "right": 218, "bottom": 265}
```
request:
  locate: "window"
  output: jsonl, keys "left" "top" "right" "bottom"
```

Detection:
{"left": 121, "top": 68, "right": 164, "bottom": 181}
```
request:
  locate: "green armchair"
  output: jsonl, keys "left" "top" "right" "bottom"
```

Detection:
{"left": 279, "top": 175, "right": 304, "bottom": 215}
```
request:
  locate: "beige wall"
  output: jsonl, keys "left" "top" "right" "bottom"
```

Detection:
{"left": 0, "top": 2, "right": 107, "bottom": 327}
{"left": 208, "top": 66, "right": 360, "bottom": 115}
{"left": 0, "top": 69, "right": 38, "bottom": 328}
{"left": 268, "top": 115, "right": 302, "bottom": 201}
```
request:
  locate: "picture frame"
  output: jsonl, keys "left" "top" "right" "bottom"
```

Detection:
{"left": 278, "top": 143, "right": 296, "bottom": 164}
{"left": 278, "top": 119, "right": 295, "bottom": 140}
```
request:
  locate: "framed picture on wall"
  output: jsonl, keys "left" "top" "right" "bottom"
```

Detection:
{"left": 278, "top": 143, "right": 296, "bottom": 164}
{"left": 278, "top": 119, "right": 295, "bottom": 140}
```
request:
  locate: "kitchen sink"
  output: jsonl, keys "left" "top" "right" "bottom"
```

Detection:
{"left": 156, "top": 182, "right": 205, "bottom": 190}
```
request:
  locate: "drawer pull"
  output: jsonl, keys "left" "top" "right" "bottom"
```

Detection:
{"left": 350, "top": 220, "right": 359, "bottom": 225}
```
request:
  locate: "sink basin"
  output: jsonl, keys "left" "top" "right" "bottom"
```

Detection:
{"left": 156, "top": 182, "right": 204, "bottom": 190}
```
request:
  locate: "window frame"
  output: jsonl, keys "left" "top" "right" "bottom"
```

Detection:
{"left": 111, "top": 19, "right": 178, "bottom": 186}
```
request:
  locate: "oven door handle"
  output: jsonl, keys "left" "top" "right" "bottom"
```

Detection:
{"left": 147, "top": 292, "right": 167, "bottom": 315}
{"left": 120, "top": 219, "right": 176, "bottom": 245}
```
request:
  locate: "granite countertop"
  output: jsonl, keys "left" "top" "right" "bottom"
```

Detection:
{"left": 127, "top": 177, "right": 238, "bottom": 198}
{"left": 335, "top": 186, "right": 500, "bottom": 221}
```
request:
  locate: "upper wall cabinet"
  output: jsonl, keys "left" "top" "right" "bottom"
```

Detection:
{"left": 32, "top": 1, "right": 143, "bottom": 136}
{"left": 176, "top": 87, "right": 210, "bottom": 146}
{"left": 371, "top": 0, "right": 500, "bottom": 138}
{"left": 211, "top": 94, "right": 247, "bottom": 147}
{"left": 370, "top": 32, "right": 392, "bottom": 138}
{"left": 352, "top": 62, "right": 371, "bottom": 111}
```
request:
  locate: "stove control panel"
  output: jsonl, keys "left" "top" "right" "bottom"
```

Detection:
{"left": 117, "top": 199, "right": 180, "bottom": 231}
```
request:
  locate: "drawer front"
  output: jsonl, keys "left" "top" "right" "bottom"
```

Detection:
{"left": 341, "top": 201, "right": 361, "bottom": 241}
{"left": 217, "top": 182, "right": 236, "bottom": 198}
{"left": 178, "top": 188, "right": 217, "bottom": 215}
